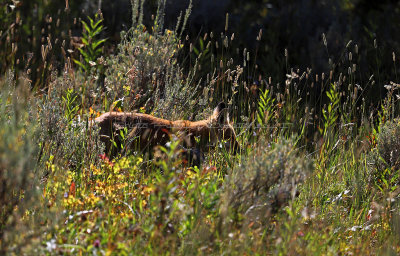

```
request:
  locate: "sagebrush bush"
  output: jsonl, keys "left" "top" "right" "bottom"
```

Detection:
{"left": 103, "top": 1, "right": 209, "bottom": 119}
{"left": 37, "top": 73, "right": 103, "bottom": 173}
{"left": 219, "top": 138, "right": 313, "bottom": 231}
{"left": 104, "top": 25, "right": 181, "bottom": 113}
{"left": 0, "top": 74, "right": 38, "bottom": 253}
{"left": 368, "top": 118, "right": 400, "bottom": 187}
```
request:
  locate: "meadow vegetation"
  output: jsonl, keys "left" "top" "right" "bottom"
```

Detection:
{"left": 1, "top": 0, "right": 400, "bottom": 254}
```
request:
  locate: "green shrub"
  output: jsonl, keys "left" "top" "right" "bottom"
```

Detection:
{"left": 368, "top": 118, "right": 400, "bottom": 189}
{"left": 37, "top": 75, "right": 103, "bottom": 173}
{"left": 219, "top": 138, "right": 313, "bottom": 231}
{"left": 102, "top": 0, "right": 208, "bottom": 119}
{"left": 0, "top": 73, "right": 39, "bottom": 253}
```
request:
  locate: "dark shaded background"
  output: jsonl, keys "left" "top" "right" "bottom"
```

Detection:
{"left": 1, "top": 0, "right": 400, "bottom": 99}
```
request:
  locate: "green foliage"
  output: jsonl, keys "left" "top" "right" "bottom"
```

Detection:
{"left": 104, "top": 1, "right": 201, "bottom": 118}
{"left": 320, "top": 82, "right": 340, "bottom": 138}
{"left": 191, "top": 37, "right": 212, "bottom": 75}
{"left": 317, "top": 82, "right": 341, "bottom": 174}
{"left": 62, "top": 88, "right": 79, "bottom": 123}
{"left": 219, "top": 138, "right": 313, "bottom": 232}
{"left": 0, "top": 75, "right": 39, "bottom": 253}
{"left": 73, "top": 13, "right": 107, "bottom": 73}
{"left": 37, "top": 75, "right": 103, "bottom": 174}
{"left": 368, "top": 118, "right": 400, "bottom": 190}
{"left": 257, "top": 87, "right": 275, "bottom": 126}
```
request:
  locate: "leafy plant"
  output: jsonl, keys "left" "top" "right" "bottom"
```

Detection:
{"left": 73, "top": 13, "right": 107, "bottom": 73}
{"left": 368, "top": 118, "right": 400, "bottom": 190}
{"left": 317, "top": 82, "right": 341, "bottom": 174}
{"left": 62, "top": 88, "right": 79, "bottom": 123}
{"left": 320, "top": 82, "right": 340, "bottom": 139}
{"left": 219, "top": 137, "right": 313, "bottom": 233}
{"left": 257, "top": 87, "right": 275, "bottom": 126}
{"left": 103, "top": 0, "right": 198, "bottom": 118}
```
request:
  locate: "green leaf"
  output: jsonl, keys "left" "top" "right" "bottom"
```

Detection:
{"left": 257, "top": 114, "right": 263, "bottom": 126}
{"left": 199, "top": 38, "right": 204, "bottom": 50}
{"left": 93, "top": 19, "right": 103, "bottom": 29}
{"left": 193, "top": 46, "right": 199, "bottom": 55}
{"left": 73, "top": 59, "right": 87, "bottom": 71}
{"left": 89, "top": 16, "right": 94, "bottom": 28}
{"left": 81, "top": 37, "right": 88, "bottom": 46}
{"left": 78, "top": 48, "right": 89, "bottom": 59}
{"left": 93, "top": 26, "right": 103, "bottom": 37}
{"left": 92, "top": 38, "right": 107, "bottom": 49}
{"left": 259, "top": 96, "right": 266, "bottom": 105}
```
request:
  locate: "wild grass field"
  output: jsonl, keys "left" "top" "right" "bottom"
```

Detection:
{"left": 1, "top": 0, "right": 400, "bottom": 255}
